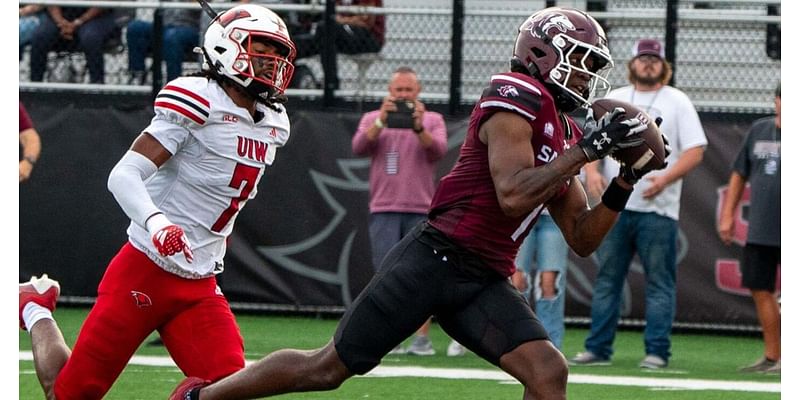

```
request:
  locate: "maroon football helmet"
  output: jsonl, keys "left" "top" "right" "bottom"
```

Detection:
{"left": 510, "top": 7, "right": 613, "bottom": 111}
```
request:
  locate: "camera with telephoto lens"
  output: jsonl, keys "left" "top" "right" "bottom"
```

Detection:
{"left": 386, "top": 99, "right": 415, "bottom": 129}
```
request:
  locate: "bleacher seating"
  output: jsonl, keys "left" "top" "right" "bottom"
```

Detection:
{"left": 18, "top": 0, "right": 780, "bottom": 113}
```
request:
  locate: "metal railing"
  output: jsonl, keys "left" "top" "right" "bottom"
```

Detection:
{"left": 19, "top": 0, "right": 780, "bottom": 113}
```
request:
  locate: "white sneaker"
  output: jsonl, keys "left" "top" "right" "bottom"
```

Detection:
{"left": 568, "top": 351, "right": 611, "bottom": 366}
{"left": 407, "top": 336, "right": 435, "bottom": 356}
{"left": 447, "top": 340, "right": 466, "bottom": 357}
{"left": 739, "top": 356, "right": 777, "bottom": 373}
{"left": 764, "top": 360, "right": 781, "bottom": 374}
{"left": 639, "top": 354, "right": 668, "bottom": 369}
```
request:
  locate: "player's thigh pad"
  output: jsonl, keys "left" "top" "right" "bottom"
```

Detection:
{"left": 160, "top": 291, "right": 245, "bottom": 381}
{"left": 335, "top": 230, "right": 447, "bottom": 374}
{"left": 437, "top": 278, "right": 550, "bottom": 366}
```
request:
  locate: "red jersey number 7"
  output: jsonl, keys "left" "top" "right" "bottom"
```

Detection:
{"left": 211, "top": 163, "right": 261, "bottom": 233}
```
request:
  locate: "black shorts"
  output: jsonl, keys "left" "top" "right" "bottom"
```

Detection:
{"left": 741, "top": 243, "right": 780, "bottom": 292}
{"left": 334, "top": 222, "right": 548, "bottom": 375}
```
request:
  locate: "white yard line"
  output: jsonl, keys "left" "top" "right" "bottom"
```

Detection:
{"left": 19, "top": 351, "right": 780, "bottom": 393}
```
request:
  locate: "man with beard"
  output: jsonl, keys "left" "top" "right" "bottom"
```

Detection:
{"left": 572, "top": 38, "right": 707, "bottom": 369}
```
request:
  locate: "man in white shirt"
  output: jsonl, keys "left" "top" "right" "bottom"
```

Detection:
{"left": 570, "top": 38, "right": 707, "bottom": 369}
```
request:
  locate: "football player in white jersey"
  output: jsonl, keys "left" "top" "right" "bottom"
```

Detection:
{"left": 19, "top": 5, "right": 296, "bottom": 399}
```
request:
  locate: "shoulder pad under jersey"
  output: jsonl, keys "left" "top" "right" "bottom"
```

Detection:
{"left": 479, "top": 73, "right": 544, "bottom": 121}
{"left": 154, "top": 77, "right": 211, "bottom": 126}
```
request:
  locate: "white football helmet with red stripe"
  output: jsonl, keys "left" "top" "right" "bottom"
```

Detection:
{"left": 202, "top": 4, "right": 296, "bottom": 103}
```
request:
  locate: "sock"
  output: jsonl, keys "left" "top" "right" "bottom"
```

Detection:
{"left": 23, "top": 302, "right": 53, "bottom": 332}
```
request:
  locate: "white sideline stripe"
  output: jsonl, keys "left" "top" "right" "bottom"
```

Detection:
{"left": 364, "top": 366, "right": 779, "bottom": 393}
{"left": 19, "top": 352, "right": 779, "bottom": 393}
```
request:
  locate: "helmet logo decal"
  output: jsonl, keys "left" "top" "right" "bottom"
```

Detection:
{"left": 497, "top": 85, "right": 519, "bottom": 97}
{"left": 533, "top": 14, "right": 576, "bottom": 38}
{"left": 219, "top": 8, "right": 252, "bottom": 28}
{"left": 270, "top": 15, "right": 288, "bottom": 34}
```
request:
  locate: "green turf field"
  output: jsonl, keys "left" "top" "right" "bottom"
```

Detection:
{"left": 19, "top": 307, "right": 780, "bottom": 399}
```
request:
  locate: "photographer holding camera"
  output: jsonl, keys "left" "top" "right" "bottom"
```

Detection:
{"left": 351, "top": 66, "right": 452, "bottom": 356}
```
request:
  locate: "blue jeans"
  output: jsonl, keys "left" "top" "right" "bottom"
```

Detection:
{"left": 584, "top": 211, "right": 677, "bottom": 361}
{"left": 20, "top": 12, "right": 44, "bottom": 54}
{"left": 515, "top": 214, "right": 568, "bottom": 349}
{"left": 29, "top": 12, "right": 117, "bottom": 83}
{"left": 368, "top": 212, "right": 427, "bottom": 272}
{"left": 126, "top": 20, "right": 198, "bottom": 81}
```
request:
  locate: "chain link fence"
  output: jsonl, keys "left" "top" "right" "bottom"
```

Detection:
{"left": 19, "top": 0, "right": 780, "bottom": 113}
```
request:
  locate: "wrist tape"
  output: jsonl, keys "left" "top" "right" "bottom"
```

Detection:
{"left": 601, "top": 179, "right": 633, "bottom": 212}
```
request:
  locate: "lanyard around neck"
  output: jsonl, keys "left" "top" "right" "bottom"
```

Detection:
{"left": 630, "top": 87, "right": 662, "bottom": 115}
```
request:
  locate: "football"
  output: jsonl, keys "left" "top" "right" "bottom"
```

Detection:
{"left": 589, "top": 98, "right": 667, "bottom": 171}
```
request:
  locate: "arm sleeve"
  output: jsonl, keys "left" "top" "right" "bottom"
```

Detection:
{"left": 107, "top": 150, "right": 161, "bottom": 229}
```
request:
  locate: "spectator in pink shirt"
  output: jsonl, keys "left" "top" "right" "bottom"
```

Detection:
{"left": 351, "top": 66, "right": 454, "bottom": 356}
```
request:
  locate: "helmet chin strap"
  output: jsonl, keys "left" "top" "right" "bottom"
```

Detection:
{"left": 246, "top": 79, "right": 287, "bottom": 105}
{"left": 222, "top": 77, "right": 286, "bottom": 113}
{"left": 549, "top": 84, "right": 582, "bottom": 112}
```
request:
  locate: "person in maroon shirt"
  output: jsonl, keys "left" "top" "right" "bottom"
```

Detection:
{"left": 171, "top": 7, "right": 666, "bottom": 400}
{"left": 19, "top": 101, "right": 41, "bottom": 183}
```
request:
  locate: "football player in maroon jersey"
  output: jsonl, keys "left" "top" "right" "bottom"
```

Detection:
{"left": 171, "top": 7, "right": 665, "bottom": 400}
